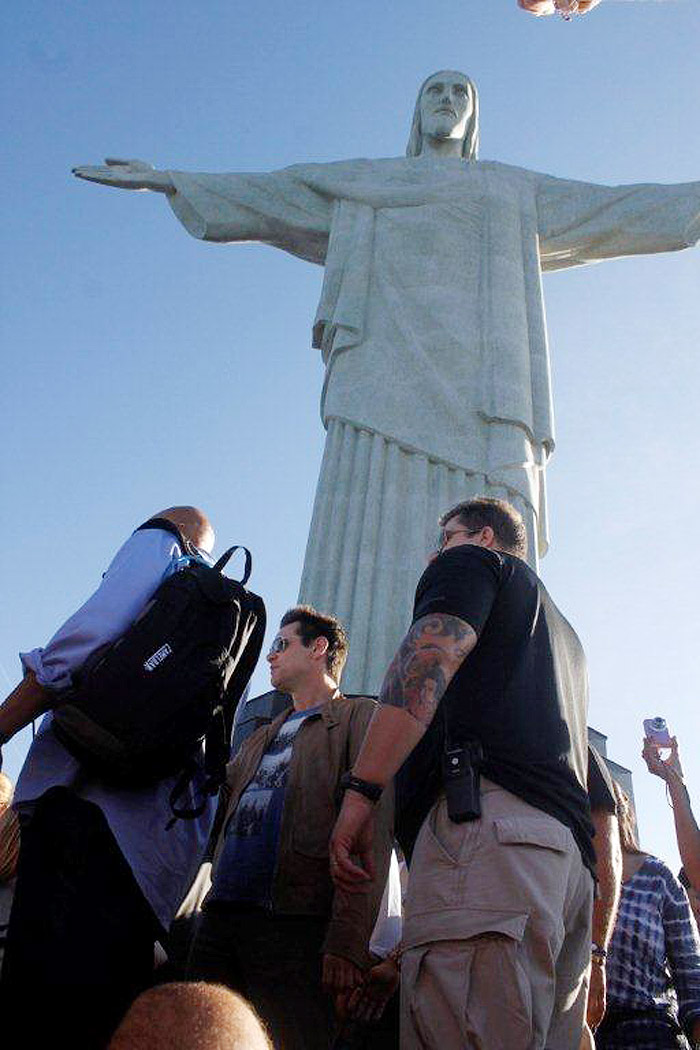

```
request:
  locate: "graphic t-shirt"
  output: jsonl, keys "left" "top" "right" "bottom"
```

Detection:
{"left": 399, "top": 544, "right": 595, "bottom": 871}
{"left": 209, "top": 706, "right": 321, "bottom": 908}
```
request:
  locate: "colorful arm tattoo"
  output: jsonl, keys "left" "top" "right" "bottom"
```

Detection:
{"left": 378, "top": 614, "right": 477, "bottom": 727}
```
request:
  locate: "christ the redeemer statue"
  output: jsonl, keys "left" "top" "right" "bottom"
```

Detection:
{"left": 74, "top": 70, "right": 700, "bottom": 694}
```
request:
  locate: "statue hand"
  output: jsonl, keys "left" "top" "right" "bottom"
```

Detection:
{"left": 71, "top": 158, "right": 174, "bottom": 194}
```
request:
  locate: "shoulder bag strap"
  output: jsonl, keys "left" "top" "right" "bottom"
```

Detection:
{"left": 137, "top": 517, "right": 197, "bottom": 556}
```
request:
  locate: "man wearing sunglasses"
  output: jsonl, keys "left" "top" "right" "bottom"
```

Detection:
{"left": 330, "top": 496, "right": 594, "bottom": 1050}
{"left": 188, "top": 605, "right": 394, "bottom": 1050}
{"left": 0, "top": 506, "right": 218, "bottom": 1048}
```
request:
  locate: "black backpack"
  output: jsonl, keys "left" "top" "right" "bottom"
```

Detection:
{"left": 51, "top": 519, "right": 267, "bottom": 820}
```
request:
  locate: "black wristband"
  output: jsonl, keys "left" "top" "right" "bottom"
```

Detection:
{"left": 339, "top": 772, "right": 383, "bottom": 803}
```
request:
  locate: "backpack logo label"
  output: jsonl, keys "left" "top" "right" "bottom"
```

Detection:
{"left": 144, "top": 643, "right": 173, "bottom": 672}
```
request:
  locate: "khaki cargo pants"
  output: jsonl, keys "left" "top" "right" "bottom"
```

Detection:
{"left": 401, "top": 780, "right": 593, "bottom": 1050}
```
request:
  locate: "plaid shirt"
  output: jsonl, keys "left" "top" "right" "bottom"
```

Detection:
{"left": 606, "top": 856, "right": 700, "bottom": 1038}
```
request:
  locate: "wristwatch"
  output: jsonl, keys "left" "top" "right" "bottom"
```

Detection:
{"left": 591, "top": 942, "right": 607, "bottom": 965}
{"left": 339, "top": 772, "right": 383, "bottom": 803}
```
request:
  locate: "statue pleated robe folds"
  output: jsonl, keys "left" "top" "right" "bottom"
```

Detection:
{"left": 169, "top": 158, "right": 700, "bottom": 693}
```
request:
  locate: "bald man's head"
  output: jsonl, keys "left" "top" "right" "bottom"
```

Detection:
{"left": 0, "top": 772, "right": 13, "bottom": 812}
{"left": 156, "top": 506, "right": 215, "bottom": 554}
{"left": 108, "top": 983, "right": 272, "bottom": 1050}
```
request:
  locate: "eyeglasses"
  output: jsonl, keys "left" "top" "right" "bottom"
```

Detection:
{"left": 268, "top": 636, "right": 290, "bottom": 656}
{"left": 436, "top": 527, "right": 481, "bottom": 554}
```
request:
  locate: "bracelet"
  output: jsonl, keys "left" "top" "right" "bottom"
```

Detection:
{"left": 591, "top": 943, "right": 607, "bottom": 964}
{"left": 339, "top": 772, "right": 383, "bottom": 804}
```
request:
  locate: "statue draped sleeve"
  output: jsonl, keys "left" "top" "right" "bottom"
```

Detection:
{"left": 536, "top": 173, "right": 700, "bottom": 271}
{"left": 167, "top": 168, "right": 333, "bottom": 265}
{"left": 167, "top": 165, "right": 375, "bottom": 359}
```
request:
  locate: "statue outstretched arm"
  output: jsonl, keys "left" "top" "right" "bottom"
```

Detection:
{"left": 536, "top": 172, "right": 700, "bottom": 271}
{"left": 72, "top": 158, "right": 174, "bottom": 194}
{"left": 166, "top": 167, "right": 333, "bottom": 264}
{"left": 72, "top": 159, "right": 334, "bottom": 264}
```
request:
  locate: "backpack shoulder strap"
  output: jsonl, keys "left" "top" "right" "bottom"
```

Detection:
{"left": 214, "top": 546, "right": 252, "bottom": 584}
{"left": 137, "top": 517, "right": 196, "bottom": 556}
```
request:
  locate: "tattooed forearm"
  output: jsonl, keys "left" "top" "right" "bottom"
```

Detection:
{"left": 378, "top": 614, "right": 477, "bottom": 726}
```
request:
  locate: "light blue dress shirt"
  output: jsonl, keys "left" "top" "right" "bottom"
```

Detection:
{"left": 15, "top": 527, "right": 217, "bottom": 930}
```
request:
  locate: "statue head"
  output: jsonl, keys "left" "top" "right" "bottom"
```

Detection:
{"left": 406, "top": 70, "right": 479, "bottom": 160}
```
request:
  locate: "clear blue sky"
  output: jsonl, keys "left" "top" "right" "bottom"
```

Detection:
{"left": 2, "top": 0, "right": 699, "bottom": 870}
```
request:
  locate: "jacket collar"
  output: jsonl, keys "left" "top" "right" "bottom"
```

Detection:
{"left": 321, "top": 694, "right": 343, "bottom": 729}
{"left": 271, "top": 690, "right": 344, "bottom": 730}
{"left": 265, "top": 691, "right": 369, "bottom": 734}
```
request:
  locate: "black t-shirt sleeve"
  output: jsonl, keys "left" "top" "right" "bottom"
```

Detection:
{"left": 412, "top": 545, "right": 501, "bottom": 637}
{"left": 587, "top": 745, "right": 617, "bottom": 814}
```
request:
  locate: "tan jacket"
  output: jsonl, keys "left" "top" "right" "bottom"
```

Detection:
{"left": 211, "top": 694, "right": 394, "bottom": 970}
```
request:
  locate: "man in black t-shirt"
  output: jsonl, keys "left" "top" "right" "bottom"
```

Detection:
{"left": 330, "top": 497, "right": 595, "bottom": 1049}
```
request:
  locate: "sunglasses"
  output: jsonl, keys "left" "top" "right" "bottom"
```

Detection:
{"left": 268, "top": 636, "right": 290, "bottom": 656}
{"left": 436, "top": 527, "right": 482, "bottom": 553}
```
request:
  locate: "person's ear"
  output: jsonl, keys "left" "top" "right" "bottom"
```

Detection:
{"left": 312, "top": 636, "right": 329, "bottom": 662}
{"left": 481, "top": 525, "right": 495, "bottom": 548}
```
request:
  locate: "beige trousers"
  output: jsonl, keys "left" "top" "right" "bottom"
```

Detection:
{"left": 401, "top": 781, "right": 593, "bottom": 1050}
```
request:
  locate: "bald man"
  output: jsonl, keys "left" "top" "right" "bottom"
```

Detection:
{"left": 0, "top": 508, "right": 219, "bottom": 1049}
{"left": 108, "top": 983, "right": 273, "bottom": 1050}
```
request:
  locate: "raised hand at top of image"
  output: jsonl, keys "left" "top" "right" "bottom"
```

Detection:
{"left": 518, "top": 0, "right": 602, "bottom": 15}
{"left": 642, "top": 733, "right": 685, "bottom": 785}
{"left": 643, "top": 733, "right": 700, "bottom": 894}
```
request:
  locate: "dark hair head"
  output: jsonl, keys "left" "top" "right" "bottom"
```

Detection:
{"left": 439, "top": 497, "right": 528, "bottom": 559}
{"left": 280, "top": 605, "right": 348, "bottom": 682}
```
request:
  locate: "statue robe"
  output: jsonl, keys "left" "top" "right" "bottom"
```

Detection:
{"left": 168, "top": 157, "right": 700, "bottom": 692}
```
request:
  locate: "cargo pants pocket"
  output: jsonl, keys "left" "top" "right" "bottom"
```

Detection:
{"left": 402, "top": 932, "right": 534, "bottom": 1050}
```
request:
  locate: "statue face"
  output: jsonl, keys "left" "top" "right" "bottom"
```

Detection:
{"left": 419, "top": 72, "right": 473, "bottom": 143}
